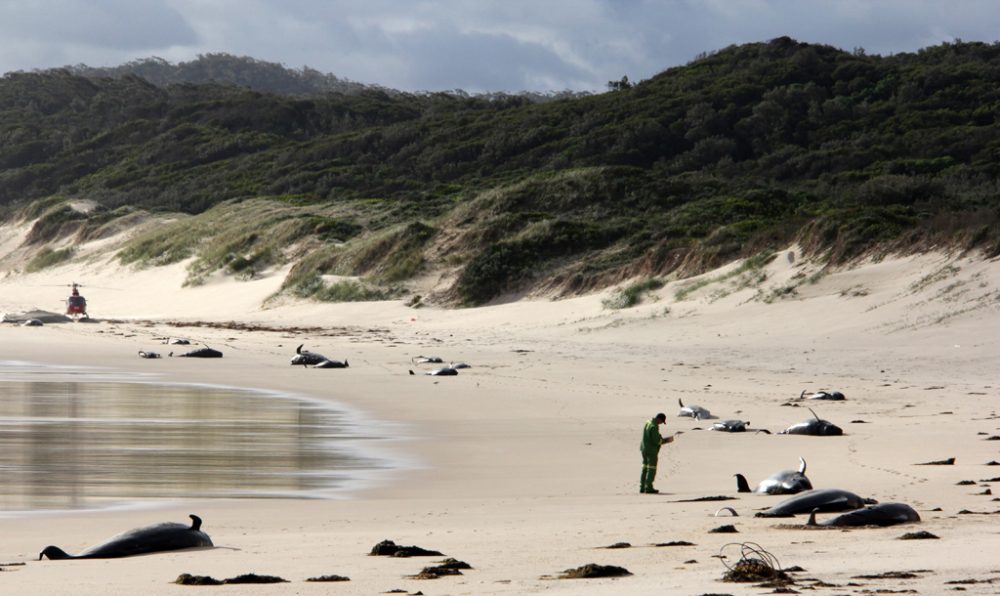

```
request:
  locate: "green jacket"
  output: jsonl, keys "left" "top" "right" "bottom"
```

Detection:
{"left": 641, "top": 419, "right": 663, "bottom": 455}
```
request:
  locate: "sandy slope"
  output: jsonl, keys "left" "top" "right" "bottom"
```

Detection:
{"left": 1, "top": 237, "right": 1000, "bottom": 595}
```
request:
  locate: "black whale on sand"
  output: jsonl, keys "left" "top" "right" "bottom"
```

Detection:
{"left": 39, "top": 514, "right": 213, "bottom": 560}
{"left": 754, "top": 488, "right": 875, "bottom": 518}
{"left": 807, "top": 502, "right": 920, "bottom": 527}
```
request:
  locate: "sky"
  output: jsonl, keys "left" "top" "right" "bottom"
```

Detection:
{"left": 1, "top": 1, "right": 998, "bottom": 93}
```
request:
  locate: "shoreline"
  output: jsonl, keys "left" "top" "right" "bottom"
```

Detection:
{"left": 2, "top": 252, "right": 1000, "bottom": 594}
{"left": 0, "top": 357, "right": 415, "bottom": 512}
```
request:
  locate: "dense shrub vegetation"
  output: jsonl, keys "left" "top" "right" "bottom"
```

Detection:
{"left": 4, "top": 39, "right": 1000, "bottom": 304}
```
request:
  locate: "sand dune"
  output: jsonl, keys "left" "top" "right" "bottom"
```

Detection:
{"left": 1, "top": 244, "right": 999, "bottom": 594}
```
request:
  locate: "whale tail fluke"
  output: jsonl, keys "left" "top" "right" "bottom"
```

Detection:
{"left": 39, "top": 546, "right": 72, "bottom": 560}
{"left": 807, "top": 508, "right": 819, "bottom": 526}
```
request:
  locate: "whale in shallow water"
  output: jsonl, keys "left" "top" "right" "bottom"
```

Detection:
{"left": 39, "top": 515, "right": 213, "bottom": 560}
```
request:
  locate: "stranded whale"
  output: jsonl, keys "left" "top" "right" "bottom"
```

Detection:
{"left": 754, "top": 488, "right": 875, "bottom": 518}
{"left": 736, "top": 457, "right": 812, "bottom": 495}
{"left": 677, "top": 398, "right": 713, "bottom": 420}
{"left": 291, "top": 345, "right": 348, "bottom": 368}
{"left": 39, "top": 515, "right": 213, "bottom": 560}
{"left": 807, "top": 503, "right": 920, "bottom": 527}
{"left": 712, "top": 419, "right": 750, "bottom": 432}
{"left": 779, "top": 408, "right": 843, "bottom": 436}
{"left": 170, "top": 347, "right": 222, "bottom": 358}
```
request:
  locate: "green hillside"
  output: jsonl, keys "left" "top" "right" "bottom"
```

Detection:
{"left": 3, "top": 37, "right": 1000, "bottom": 305}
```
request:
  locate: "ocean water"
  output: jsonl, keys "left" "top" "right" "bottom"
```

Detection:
{"left": 0, "top": 360, "right": 398, "bottom": 513}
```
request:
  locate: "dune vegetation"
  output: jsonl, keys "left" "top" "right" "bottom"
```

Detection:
{"left": 3, "top": 38, "right": 1000, "bottom": 304}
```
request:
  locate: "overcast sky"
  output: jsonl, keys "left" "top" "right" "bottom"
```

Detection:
{"left": 1, "top": 1, "right": 998, "bottom": 93}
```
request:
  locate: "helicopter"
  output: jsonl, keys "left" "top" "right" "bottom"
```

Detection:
{"left": 65, "top": 282, "right": 89, "bottom": 320}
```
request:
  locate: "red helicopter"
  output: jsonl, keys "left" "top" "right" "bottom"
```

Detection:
{"left": 65, "top": 282, "right": 89, "bottom": 320}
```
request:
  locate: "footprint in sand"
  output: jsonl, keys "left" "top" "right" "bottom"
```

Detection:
{"left": 846, "top": 439, "right": 927, "bottom": 506}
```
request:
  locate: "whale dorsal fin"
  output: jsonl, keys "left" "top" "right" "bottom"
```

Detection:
{"left": 189, "top": 514, "right": 202, "bottom": 531}
{"left": 808, "top": 407, "right": 819, "bottom": 421}
{"left": 296, "top": 344, "right": 304, "bottom": 354}
{"left": 734, "top": 473, "right": 751, "bottom": 493}
{"left": 678, "top": 398, "right": 684, "bottom": 408}
{"left": 807, "top": 508, "right": 819, "bottom": 526}
{"left": 798, "top": 457, "right": 807, "bottom": 474}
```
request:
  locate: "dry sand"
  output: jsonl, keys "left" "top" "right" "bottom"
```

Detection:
{"left": 1, "top": 244, "right": 1000, "bottom": 595}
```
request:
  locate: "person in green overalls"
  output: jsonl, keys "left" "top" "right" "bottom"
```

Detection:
{"left": 640, "top": 413, "right": 677, "bottom": 494}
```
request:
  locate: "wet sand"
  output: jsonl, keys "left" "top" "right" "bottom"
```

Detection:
{"left": 0, "top": 367, "right": 391, "bottom": 511}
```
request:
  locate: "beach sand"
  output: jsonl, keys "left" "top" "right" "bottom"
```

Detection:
{"left": 1, "top": 246, "right": 999, "bottom": 594}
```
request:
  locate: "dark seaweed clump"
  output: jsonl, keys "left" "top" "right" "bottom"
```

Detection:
{"left": 722, "top": 559, "right": 792, "bottom": 584}
{"left": 369, "top": 539, "right": 443, "bottom": 557}
{"left": 410, "top": 558, "right": 473, "bottom": 579}
{"left": 436, "top": 558, "right": 472, "bottom": 570}
{"left": 306, "top": 574, "right": 350, "bottom": 582}
{"left": 852, "top": 571, "right": 922, "bottom": 579}
{"left": 220, "top": 574, "right": 288, "bottom": 584}
{"left": 559, "top": 563, "right": 632, "bottom": 579}
{"left": 412, "top": 566, "right": 463, "bottom": 579}
{"left": 174, "top": 573, "right": 288, "bottom": 585}
{"left": 916, "top": 457, "right": 955, "bottom": 465}
{"left": 175, "top": 574, "right": 223, "bottom": 586}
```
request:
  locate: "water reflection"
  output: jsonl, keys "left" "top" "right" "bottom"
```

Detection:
{"left": 0, "top": 370, "right": 388, "bottom": 512}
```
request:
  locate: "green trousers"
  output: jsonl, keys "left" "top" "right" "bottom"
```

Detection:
{"left": 640, "top": 453, "right": 658, "bottom": 492}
